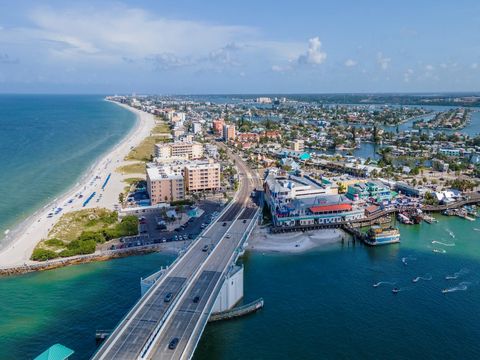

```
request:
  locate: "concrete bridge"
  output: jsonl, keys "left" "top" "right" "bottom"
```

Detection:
{"left": 91, "top": 152, "right": 260, "bottom": 360}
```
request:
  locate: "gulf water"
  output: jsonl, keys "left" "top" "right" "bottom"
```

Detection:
{"left": 0, "top": 95, "right": 136, "bottom": 248}
{"left": 1, "top": 216, "right": 480, "bottom": 359}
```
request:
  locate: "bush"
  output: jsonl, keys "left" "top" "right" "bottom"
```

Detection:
{"left": 31, "top": 248, "right": 58, "bottom": 261}
{"left": 67, "top": 239, "right": 96, "bottom": 255}
{"left": 78, "top": 230, "right": 106, "bottom": 244}
{"left": 116, "top": 216, "right": 139, "bottom": 236}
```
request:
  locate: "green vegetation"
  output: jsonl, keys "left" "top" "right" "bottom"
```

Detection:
{"left": 31, "top": 209, "right": 139, "bottom": 262}
{"left": 125, "top": 121, "right": 171, "bottom": 162}
{"left": 123, "top": 177, "right": 144, "bottom": 185}
{"left": 116, "top": 162, "right": 146, "bottom": 174}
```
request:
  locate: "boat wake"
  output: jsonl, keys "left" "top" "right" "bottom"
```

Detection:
{"left": 431, "top": 240, "right": 455, "bottom": 247}
{"left": 442, "top": 282, "right": 471, "bottom": 293}
{"left": 474, "top": 228, "right": 480, "bottom": 232}
{"left": 392, "top": 286, "right": 413, "bottom": 293}
{"left": 412, "top": 275, "right": 432, "bottom": 283}
{"left": 432, "top": 248, "right": 447, "bottom": 254}
{"left": 373, "top": 281, "right": 396, "bottom": 288}
{"left": 401, "top": 255, "right": 416, "bottom": 266}
{"left": 446, "top": 229, "right": 455, "bottom": 239}
{"left": 445, "top": 268, "right": 469, "bottom": 280}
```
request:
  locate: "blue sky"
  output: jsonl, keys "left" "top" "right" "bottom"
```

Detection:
{"left": 0, "top": 0, "right": 480, "bottom": 94}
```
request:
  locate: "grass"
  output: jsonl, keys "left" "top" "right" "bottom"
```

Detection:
{"left": 116, "top": 162, "right": 146, "bottom": 174}
{"left": 125, "top": 120, "right": 171, "bottom": 162}
{"left": 47, "top": 208, "right": 118, "bottom": 243}
{"left": 152, "top": 122, "right": 171, "bottom": 134}
{"left": 123, "top": 177, "right": 144, "bottom": 185}
{"left": 32, "top": 209, "right": 139, "bottom": 261}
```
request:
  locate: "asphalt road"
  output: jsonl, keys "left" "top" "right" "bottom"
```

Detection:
{"left": 92, "top": 147, "right": 260, "bottom": 360}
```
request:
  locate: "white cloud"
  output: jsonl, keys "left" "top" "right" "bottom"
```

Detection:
{"left": 403, "top": 68, "right": 414, "bottom": 82}
{"left": 376, "top": 52, "right": 391, "bottom": 70}
{"left": 344, "top": 59, "right": 357, "bottom": 67}
{"left": 471, "top": 63, "right": 478, "bottom": 70}
{"left": 425, "top": 64, "right": 434, "bottom": 71}
{"left": 297, "top": 37, "right": 327, "bottom": 65}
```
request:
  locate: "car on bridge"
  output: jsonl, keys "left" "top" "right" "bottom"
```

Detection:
{"left": 168, "top": 337, "right": 179, "bottom": 350}
{"left": 202, "top": 245, "right": 209, "bottom": 252}
{"left": 164, "top": 292, "right": 173, "bottom": 302}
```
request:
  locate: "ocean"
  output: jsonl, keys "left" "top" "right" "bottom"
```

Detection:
{"left": 1, "top": 216, "right": 480, "bottom": 359}
{"left": 0, "top": 95, "right": 136, "bottom": 249}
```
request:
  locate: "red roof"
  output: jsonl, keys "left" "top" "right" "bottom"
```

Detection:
{"left": 310, "top": 203, "right": 352, "bottom": 213}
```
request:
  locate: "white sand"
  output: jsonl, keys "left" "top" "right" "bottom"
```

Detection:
{"left": 247, "top": 226, "right": 349, "bottom": 253}
{"left": 0, "top": 101, "right": 156, "bottom": 267}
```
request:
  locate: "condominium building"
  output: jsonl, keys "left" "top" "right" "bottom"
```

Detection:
{"left": 146, "top": 165, "right": 185, "bottom": 204}
{"left": 213, "top": 119, "right": 225, "bottom": 135}
{"left": 223, "top": 124, "right": 236, "bottom": 141}
{"left": 184, "top": 160, "right": 221, "bottom": 192}
{"left": 346, "top": 181, "right": 394, "bottom": 202}
{"left": 155, "top": 141, "right": 204, "bottom": 160}
{"left": 291, "top": 139, "right": 305, "bottom": 152}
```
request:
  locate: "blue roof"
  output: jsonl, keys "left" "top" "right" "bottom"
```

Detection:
{"left": 299, "top": 152, "right": 310, "bottom": 160}
{"left": 34, "top": 344, "right": 74, "bottom": 360}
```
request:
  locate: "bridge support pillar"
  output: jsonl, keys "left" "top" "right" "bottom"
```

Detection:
{"left": 212, "top": 265, "right": 244, "bottom": 313}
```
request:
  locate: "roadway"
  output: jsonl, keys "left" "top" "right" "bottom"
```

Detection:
{"left": 92, "top": 146, "right": 260, "bottom": 360}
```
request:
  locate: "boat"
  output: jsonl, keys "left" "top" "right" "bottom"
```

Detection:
{"left": 392, "top": 288, "right": 400, "bottom": 294}
{"left": 397, "top": 213, "right": 412, "bottom": 224}
{"left": 365, "top": 225, "right": 400, "bottom": 246}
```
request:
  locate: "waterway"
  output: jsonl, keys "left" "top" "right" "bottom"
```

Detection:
{"left": 1, "top": 216, "right": 480, "bottom": 359}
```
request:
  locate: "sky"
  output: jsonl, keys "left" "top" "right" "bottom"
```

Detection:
{"left": 0, "top": 0, "right": 480, "bottom": 94}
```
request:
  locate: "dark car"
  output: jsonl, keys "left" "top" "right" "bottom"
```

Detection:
{"left": 164, "top": 292, "right": 173, "bottom": 302}
{"left": 168, "top": 337, "right": 179, "bottom": 350}
{"left": 242, "top": 219, "right": 247, "bottom": 224}
{"left": 222, "top": 222, "right": 227, "bottom": 226}
{"left": 202, "top": 245, "right": 209, "bottom": 252}
{"left": 193, "top": 295, "right": 200, "bottom": 303}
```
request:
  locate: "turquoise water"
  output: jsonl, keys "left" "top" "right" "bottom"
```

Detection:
{"left": 1, "top": 217, "right": 480, "bottom": 359}
{"left": 0, "top": 95, "right": 136, "bottom": 246}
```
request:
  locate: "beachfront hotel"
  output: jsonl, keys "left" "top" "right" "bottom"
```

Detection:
{"left": 184, "top": 160, "right": 221, "bottom": 193}
{"left": 146, "top": 164, "right": 185, "bottom": 204}
{"left": 264, "top": 169, "right": 364, "bottom": 227}
{"left": 147, "top": 159, "right": 221, "bottom": 204}
{"left": 155, "top": 141, "right": 204, "bottom": 160}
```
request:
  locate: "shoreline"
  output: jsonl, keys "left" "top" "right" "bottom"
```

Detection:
{"left": 247, "top": 226, "right": 349, "bottom": 254}
{"left": 0, "top": 100, "right": 156, "bottom": 268}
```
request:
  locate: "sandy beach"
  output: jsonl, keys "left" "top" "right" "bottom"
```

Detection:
{"left": 247, "top": 226, "right": 349, "bottom": 253}
{"left": 0, "top": 101, "right": 155, "bottom": 267}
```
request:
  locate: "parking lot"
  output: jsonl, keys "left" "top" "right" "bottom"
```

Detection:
{"left": 115, "top": 200, "right": 224, "bottom": 249}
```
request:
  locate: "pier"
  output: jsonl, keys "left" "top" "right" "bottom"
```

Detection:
{"left": 209, "top": 298, "right": 264, "bottom": 322}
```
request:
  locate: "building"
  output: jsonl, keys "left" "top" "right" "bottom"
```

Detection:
{"left": 346, "top": 181, "right": 393, "bottom": 202}
{"left": 213, "top": 119, "right": 225, "bottom": 136}
{"left": 205, "top": 143, "right": 219, "bottom": 159}
{"left": 395, "top": 181, "right": 423, "bottom": 197}
{"left": 291, "top": 139, "right": 305, "bottom": 152}
{"left": 192, "top": 122, "right": 202, "bottom": 134}
{"left": 237, "top": 132, "right": 260, "bottom": 143}
{"left": 256, "top": 97, "right": 272, "bottom": 104}
{"left": 264, "top": 169, "right": 364, "bottom": 227}
{"left": 146, "top": 165, "right": 185, "bottom": 204}
{"left": 155, "top": 141, "right": 204, "bottom": 160}
{"left": 223, "top": 124, "right": 236, "bottom": 142}
{"left": 184, "top": 160, "right": 221, "bottom": 192}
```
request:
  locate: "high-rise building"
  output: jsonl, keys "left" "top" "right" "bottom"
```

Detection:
{"left": 155, "top": 141, "right": 204, "bottom": 160}
{"left": 212, "top": 119, "right": 225, "bottom": 135}
{"left": 223, "top": 124, "right": 236, "bottom": 142}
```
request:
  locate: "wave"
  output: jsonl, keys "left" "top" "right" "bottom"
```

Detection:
{"left": 431, "top": 240, "right": 455, "bottom": 247}
{"left": 392, "top": 286, "right": 413, "bottom": 293}
{"left": 432, "top": 248, "right": 447, "bottom": 254}
{"left": 373, "top": 281, "right": 396, "bottom": 288}
{"left": 445, "top": 268, "right": 469, "bottom": 280}
{"left": 442, "top": 282, "right": 471, "bottom": 293}
{"left": 412, "top": 275, "right": 432, "bottom": 283}
{"left": 474, "top": 228, "right": 480, "bottom": 232}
